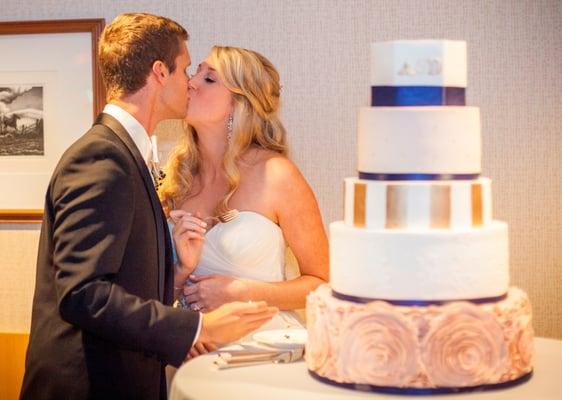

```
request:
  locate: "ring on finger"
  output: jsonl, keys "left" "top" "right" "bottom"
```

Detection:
{"left": 190, "top": 303, "right": 201, "bottom": 312}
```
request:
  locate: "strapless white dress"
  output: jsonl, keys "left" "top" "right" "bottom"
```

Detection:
{"left": 172, "top": 211, "right": 303, "bottom": 332}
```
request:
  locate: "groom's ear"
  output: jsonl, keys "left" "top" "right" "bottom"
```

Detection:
{"left": 152, "top": 60, "right": 169, "bottom": 84}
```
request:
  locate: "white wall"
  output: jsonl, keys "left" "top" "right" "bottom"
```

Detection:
{"left": 1, "top": 0, "right": 560, "bottom": 338}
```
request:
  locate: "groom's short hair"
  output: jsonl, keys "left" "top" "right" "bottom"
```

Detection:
{"left": 99, "top": 13, "right": 188, "bottom": 101}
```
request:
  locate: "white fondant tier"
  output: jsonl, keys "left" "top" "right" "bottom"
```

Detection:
{"left": 357, "top": 106, "right": 481, "bottom": 175}
{"left": 370, "top": 40, "right": 467, "bottom": 87}
{"left": 344, "top": 177, "right": 492, "bottom": 230}
{"left": 330, "top": 220, "right": 509, "bottom": 301}
{"left": 306, "top": 285, "right": 534, "bottom": 389}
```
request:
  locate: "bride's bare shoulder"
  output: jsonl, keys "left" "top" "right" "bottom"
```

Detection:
{"left": 242, "top": 148, "right": 302, "bottom": 183}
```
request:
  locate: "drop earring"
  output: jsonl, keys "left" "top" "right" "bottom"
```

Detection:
{"left": 226, "top": 114, "right": 233, "bottom": 140}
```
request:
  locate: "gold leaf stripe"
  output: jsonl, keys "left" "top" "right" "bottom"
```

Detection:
{"left": 431, "top": 185, "right": 451, "bottom": 228}
{"left": 353, "top": 182, "right": 366, "bottom": 227}
{"left": 386, "top": 185, "right": 407, "bottom": 229}
{"left": 472, "top": 183, "right": 483, "bottom": 226}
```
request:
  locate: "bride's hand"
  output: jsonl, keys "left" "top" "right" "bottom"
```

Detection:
{"left": 183, "top": 274, "right": 248, "bottom": 312}
{"left": 170, "top": 210, "right": 207, "bottom": 279}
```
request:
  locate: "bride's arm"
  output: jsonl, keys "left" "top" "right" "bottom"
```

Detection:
{"left": 183, "top": 157, "right": 329, "bottom": 311}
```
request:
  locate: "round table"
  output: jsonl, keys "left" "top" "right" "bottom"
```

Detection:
{"left": 170, "top": 337, "right": 562, "bottom": 400}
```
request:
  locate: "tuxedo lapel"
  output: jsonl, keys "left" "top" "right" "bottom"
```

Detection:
{"left": 94, "top": 113, "right": 166, "bottom": 302}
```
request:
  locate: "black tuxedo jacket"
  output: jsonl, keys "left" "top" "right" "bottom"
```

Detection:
{"left": 21, "top": 113, "right": 199, "bottom": 400}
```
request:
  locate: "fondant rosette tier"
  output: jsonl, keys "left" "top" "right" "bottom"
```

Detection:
{"left": 306, "top": 285, "right": 534, "bottom": 391}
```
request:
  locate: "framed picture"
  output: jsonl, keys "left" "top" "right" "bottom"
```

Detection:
{"left": 0, "top": 19, "right": 105, "bottom": 223}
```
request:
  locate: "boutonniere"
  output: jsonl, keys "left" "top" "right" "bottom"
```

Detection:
{"left": 149, "top": 161, "right": 166, "bottom": 190}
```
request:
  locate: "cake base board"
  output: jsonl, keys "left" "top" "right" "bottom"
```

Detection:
{"left": 308, "top": 370, "right": 533, "bottom": 395}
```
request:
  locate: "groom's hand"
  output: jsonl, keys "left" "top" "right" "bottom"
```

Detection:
{"left": 197, "top": 301, "right": 277, "bottom": 345}
{"left": 186, "top": 341, "right": 218, "bottom": 361}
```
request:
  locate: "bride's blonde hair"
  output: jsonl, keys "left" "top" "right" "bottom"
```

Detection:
{"left": 159, "top": 46, "right": 288, "bottom": 215}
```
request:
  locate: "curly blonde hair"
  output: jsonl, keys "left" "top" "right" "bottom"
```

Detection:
{"left": 159, "top": 46, "right": 288, "bottom": 215}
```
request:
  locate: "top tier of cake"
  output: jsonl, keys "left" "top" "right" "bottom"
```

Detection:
{"left": 370, "top": 40, "right": 466, "bottom": 106}
{"left": 371, "top": 40, "right": 467, "bottom": 86}
{"left": 360, "top": 40, "right": 480, "bottom": 177}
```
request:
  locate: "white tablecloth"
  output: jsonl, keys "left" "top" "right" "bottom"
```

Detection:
{"left": 170, "top": 337, "right": 562, "bottom": 400}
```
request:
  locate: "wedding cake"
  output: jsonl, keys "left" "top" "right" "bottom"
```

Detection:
{"left": 306, "top": 40, "right": 534, "bottom": 394}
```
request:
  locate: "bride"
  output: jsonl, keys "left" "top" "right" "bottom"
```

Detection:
{"left": 159, "top": 46, "right": 329, "bottom": 355}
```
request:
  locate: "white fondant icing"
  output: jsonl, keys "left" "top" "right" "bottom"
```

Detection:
{"left": 482, "top": 180, "right": 492, "bottom": 224}
{"left": 407, "top": 184, "right": 431, "bottom": 227}
{"left": 344, "top": 180, "right": 354, "bottom": 227}
{"left": 329, "top": 220, "right": 509, "bottom": 300}
{"left": 450, "top": 182, "right": 472, "bottom": 227}
{"left": 366, "top": 182, "right": 385, "bottom": 228}
{"left": 370, "top": 40, "right": 467, "bottom": 87}
{"left": 358, "top": 106, "right": 481, "bottom": 174}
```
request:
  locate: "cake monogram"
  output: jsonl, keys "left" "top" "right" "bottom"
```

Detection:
{"left": 397, "top": 58, "right": 442, "bottom": 76}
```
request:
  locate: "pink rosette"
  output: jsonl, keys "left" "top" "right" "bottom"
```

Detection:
{"left": 514, "top": 325, "right": 534, "bottom": 372}
{"left": 336, "top": 302, "right": 419, "bottom": 387}
{"left": 509, "top": 313, "right": 534, "bottom": 375}
{"left": 514, "top": 292, "right": 534, "bottom": 373}
{"left": 305, "top": 290, "right": 333, "bottom": 375}
{"left": 422, "top": 302, "right": 508, "bottom": 387}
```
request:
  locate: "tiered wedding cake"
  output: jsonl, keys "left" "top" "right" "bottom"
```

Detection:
{"left": 306, "top": 40, "right": 534, "bottom": 394}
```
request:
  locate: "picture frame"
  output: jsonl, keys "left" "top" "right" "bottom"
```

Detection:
{"left": 0, "top": 19, "right": 105, "bottom": 223}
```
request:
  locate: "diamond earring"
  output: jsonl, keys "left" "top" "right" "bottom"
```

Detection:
{"left": 226, "top": 114, "right": 233, "bottom": 140}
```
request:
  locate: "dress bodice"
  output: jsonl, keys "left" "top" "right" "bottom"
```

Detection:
{"left": 170, "top": 211, "right": 303, "bottom": 330}
{"left": 193, "top": 211, "right": 287, "bottom": 282}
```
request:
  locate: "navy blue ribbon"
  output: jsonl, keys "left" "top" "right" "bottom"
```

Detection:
{"left": 309, "top": 370, "right": 533, "bottom": 395}
{"left": 371, "top": 86, "right": 465, "bottom": 106}
{"left": 332, "top": 290, "right": 508, "bottom": 306}
{"left": 358, "top": 172, "right": 479, "bottom": 181}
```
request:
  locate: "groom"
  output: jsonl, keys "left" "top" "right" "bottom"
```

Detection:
{"left": 21, "top": 13, "right": 276, "bottom": 400}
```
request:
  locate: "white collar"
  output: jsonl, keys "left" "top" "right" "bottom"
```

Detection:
{"left": 103, "top": 103, "right": 156, "bottom": 164}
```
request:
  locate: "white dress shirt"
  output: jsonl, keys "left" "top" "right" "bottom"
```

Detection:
{"left": 104, "top": 104, "right": 152, "bottom": 165}
{"left": 102, "top": 104, "right": 202, "bottom": 347}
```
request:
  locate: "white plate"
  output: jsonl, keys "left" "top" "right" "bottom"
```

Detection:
{"left": 252, "top": 329, "right": 308, "bottom": 349}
